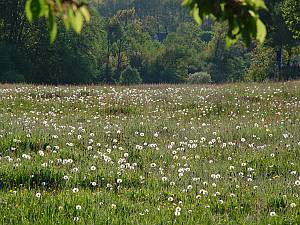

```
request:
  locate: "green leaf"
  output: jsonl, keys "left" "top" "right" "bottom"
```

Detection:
{"left": 72, "top": 11, "right": 84, "bottom": 33}
{"left": 38, "top": 0, "right": 48, "bottom": 17}
{"left": 182, "top": 0, "right": 192, "bottom": 7}
{"left": 192, "top": 5, "right": 202, "bottom": 24}
{"left": 225, "top": 36, "right": 237, "bottom": 48}
{"left": 80, "top": 6, "right": 91, "bottom": 22}
{"left": 25, "top": 0, "right": 33, "bottom": 22}
{"left": 25, "top": 0, "right": 47, "bottom": 22}
{"left": 48, "top": 8, "right": 57, "bottom": 43}
{"left": 256, "top": 18, "right": 267, "bottom": 43}
{"left": 63, "top": 15, "right": 71, "bottom": 31}
{"left": 30, "top": 0, "right": 42, "bottom": 20}
{"left": 252, "top": 0, "right": 268, "bottom": 10}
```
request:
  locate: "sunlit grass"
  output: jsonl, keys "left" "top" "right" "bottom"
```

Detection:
{"left": 0, "top": 82, "right": 299, "bottom": 224}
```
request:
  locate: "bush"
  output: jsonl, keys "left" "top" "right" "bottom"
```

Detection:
{"left": 187, "top": 72, "right": 212, "bottom": 84}
{"left": 0, "top": 70, "right": 25, "bottom": 83}
{"left": 244, "top": 46, "right": 278, "bottom": 82}
{"left": 119, "top": 66, "right": 142, "bottom": 85}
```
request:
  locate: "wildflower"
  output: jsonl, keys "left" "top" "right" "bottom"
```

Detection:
{"left": 150, "top": 163, "right": 156, "bottom": 168}
{"left": 90, "top": 166, "right": 96, "bottom": 171}
{"left": 270, "top": 211, "right": 276, "bottom": 217}
{"left": 168, "top": 197, "right": 174, "bottom": 202}
{"left": 36, "top": 192, "right": 41, "bottom": 198}
{"left": 72, "top": 188, "right": 79, "bottom": 193}
{"left": 161, "top": 177, "right": 167, "bottom": 182}
{"left": 76, "top": 205, "right": 82, "bottom": 210}
{"left": 117, "top": 179, "right": 122, "bottom": 184}
{"left": 71, "top": 167, "right": 79, "bottom": 173}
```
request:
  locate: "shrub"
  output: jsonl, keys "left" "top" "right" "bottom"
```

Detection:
{"left": 119, "top": 66, "right": 142, "bottom": 85}
{"left": 0, "top": 70, "right": 25, "bottom": 83}
{"left": 244, "top": 46, "right": 278, "bottom": 82}
{"left": 187, "top": 72, "right": 212, "bottom": 84}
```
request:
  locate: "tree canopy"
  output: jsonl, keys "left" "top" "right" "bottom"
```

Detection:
{"left": 24, "top": 0, "right": 269, "bottom": 46}
{"left": 1, "top": 0, "right": 299, "bottom": 84}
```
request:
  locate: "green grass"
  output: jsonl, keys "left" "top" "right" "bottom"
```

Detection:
{"left": 0, "top": 82, "right": 299, "bottom": 224}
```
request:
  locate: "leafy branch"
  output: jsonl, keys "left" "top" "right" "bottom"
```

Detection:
{"left": 182, "top": 0, "right": 268, "bottom": 47}
{"left": 25, "top": 0, "right": 90, "bottom": 43}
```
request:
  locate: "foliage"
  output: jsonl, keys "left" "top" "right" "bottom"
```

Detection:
{"left": 119, "top": 66, "right": 142, "bottom": 85}
{"left": 281, "top": 0, "right": 300, "bottom": 39}
{"left": 25, "top": 0, "right": 90, "bottom": 43}
{"left": 187, "top": 71, "right": 212, "bottom": 84}
{"left": 23, "top": 0, "right": 269, "bottom": 46}
{"left": 0, "top": 0, "right": 299, "bottom": 84}
{"left": 182, "top": 0, "right": 268, "bottom": 46}
{"left": 244, "top": 45, "right": 278, "bottom": 82}
{"left": 0, "top": 70, "right": 25, "bottom": 83}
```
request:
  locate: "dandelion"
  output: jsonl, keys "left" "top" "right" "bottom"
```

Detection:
{"left": 117, "top": 179, "right": 122, "bottom": 184}
{"left": 73, "top": 217, "right": 80, "bottom": 222}
{"left": 174, "top": 210, "right": 180, "bottom": 216}
{"left": 161, "top": 177, "right": 167, "bottom": 182}
{"left": 168, "top": 197, "right": 174, "bottom": 202}
{"left": 150, "top": 163, "right": 156, "bottom": 168}
{"left": 90, "top": 166, "right": 96, "bottom": 171}
{"left": 174, "top": 206, "right": 181, "bottom": 216}
{"left": 72, "top": 188, "right": 79, "bottom": 193}
{"left": 71, "top": 167, "right": 79, "bottom": 173}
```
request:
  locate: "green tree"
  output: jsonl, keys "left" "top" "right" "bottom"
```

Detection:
{"left": 182, "top": 0, "right": 268, "bottom": 46}
{"left": 24, "top": 0, "right": 268, "bottom": 45}
{"left": 281, "top": 0, "right": 300, "bottom": 39}
{"left": 244, "top": 45, "right": 278, "bottom": 82}
{"left": 119, "top": 65, "right": 142, "bottom": 85}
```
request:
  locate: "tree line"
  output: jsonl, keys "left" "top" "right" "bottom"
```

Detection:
{"left": 0, "top": 0, "right": 299, "bottom": 84}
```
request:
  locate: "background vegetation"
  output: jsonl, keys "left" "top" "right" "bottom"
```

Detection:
{"left": 0, "top": 0, "right": 299, "bottom": 84}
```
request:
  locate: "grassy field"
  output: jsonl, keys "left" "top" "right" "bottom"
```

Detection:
{"left": 0, "top": 82, "right": 299, "bottom": 225}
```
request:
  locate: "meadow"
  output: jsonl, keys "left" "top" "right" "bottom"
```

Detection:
{"left": 0, "top": 82, "right": 299, "bottom": 225}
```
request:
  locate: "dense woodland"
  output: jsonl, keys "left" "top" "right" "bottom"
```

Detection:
{"left": 0, "top": 0, "right": 299, "bottom": 84}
